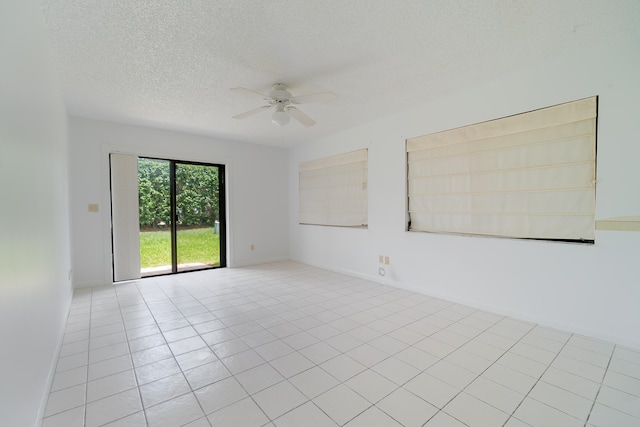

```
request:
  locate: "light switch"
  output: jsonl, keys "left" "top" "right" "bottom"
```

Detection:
{"left": 88, "top": 204, "right": 99, "bottom": 213}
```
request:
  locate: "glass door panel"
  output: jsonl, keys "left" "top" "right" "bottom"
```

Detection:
{"left": 175, "top": 163, "right": 223, "bottom": 273}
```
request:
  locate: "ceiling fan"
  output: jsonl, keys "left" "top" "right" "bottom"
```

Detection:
{"left": 231, "top": 83, "right": 337, "bottom": 127}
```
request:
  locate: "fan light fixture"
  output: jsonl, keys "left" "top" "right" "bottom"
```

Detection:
{"left": 231, "top": 83, "right": 338, "bottom": 128}
{"left": 271, "top": 104, "right": 290, "bottom": 126}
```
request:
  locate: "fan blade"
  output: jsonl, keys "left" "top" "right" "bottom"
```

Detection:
{"left": 292, "top": 91, "right": 338, "bottom": 104}
{"left": 230, "top": 87, "right": 269, "bottom": 100}
{"left": 288, "top": 107, "right": 316, "bottom": 127}
{"left": 232, "top": 105, "right": 270, "bottom": 119}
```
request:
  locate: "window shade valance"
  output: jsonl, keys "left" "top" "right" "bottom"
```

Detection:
{"left": 299, "top": 149, "right": 368, "bottom": 227}
{"left": 407, "top": 97, "right": 597, "bottom": 241}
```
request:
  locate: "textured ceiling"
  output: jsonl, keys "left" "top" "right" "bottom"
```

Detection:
{"left": 40, "top": 0, "right": 639, "bottom": 146}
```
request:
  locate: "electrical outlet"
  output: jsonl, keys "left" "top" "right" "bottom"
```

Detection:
{"left": 88, "top": 203, "right": 99, "bottom": 213}
{"left": 384, "top": 256, "right": 390, "bottom": 265}
{"left": 250, "top": 244, "right": 254, "bottom": 251}
{"left": 379, "top": 255, "right": 384, "bottom": 263}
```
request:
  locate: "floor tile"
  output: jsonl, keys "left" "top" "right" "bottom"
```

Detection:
{"left": 274, "top": 401, "right": 338, "bottom": 427}
{"left": 512, "top": 397, "right": 583, "bottom": 427}
{"left": 253, "top": 380, "right": 308, "bottom": 419}
{"left": 42, "top": 262, "right": 637, "bottom": 427}
{"left": 131, "top": 345, "right": 172, "bottom": 368}
{"left": 234, "top": 362, "right": 285, "bottom": 394}
{"left": 497, "top": 352, "right": 548, "bottom": 379}
{"left": 210, "top": 337, "right": 250, "bottom": 358}
{"left": 372, "top": 356, "right": 420, "bottom": 385}
{"left": 444, "top": 392, "right": 509, "bottom": 427}
{"left": 41, "top": 406, "right": 84, "bottom": 427}
{"left": 87, "top": 369, "right": 137, "bottom": 402}
{"left": 596, "top": 385, "right": 640, "bottom": 418}
{"left": 346, "top": 343, "right": 389, "bottom": 367}
{"left": 377, "top": 387, "right": 438, "bottom": 427}
{"left": 102, "top": 411, "right": 146, "bottom": 426}
{"left": 325, "top": 332, "right": 364, "bottom": 353}
{"left": 281, "top": 331, "right": 320, "bottom": 350}
{"left": 183, "top": 359, "right": 231, "bottom": 390}
{"left": 162, "top": 325, "right": 198, "bottom": 343}
{"left": 426, "top": 360, "right": 477, "bottom": 389}
{"left": 56, "top": 352, "right": 89, "bottom": 373}
{"left": 194, "top": 376, "right": 248, "bottom": 414}
{"left": 603, "top": 370, "right": 640, "bottom": 397}
{"left": 394, "top": 346, "right": 440, "bottom": 371}
{"left": 167, "top": 336, "right": 207, "bottom": 355}
{"left": 271, "top": 351, "right": 315, "bottom": 378}
{"left": 314, "top": 384, "right": 371, "bottom": 425}
{"left": 88, "top": 354, "right": 133, "bottom": 381}
{"left": 423, "top": 411, "right": 467, "bottom": 426}
{"left": 85, "top": 388, "right": 142, "bottom": 427}
{"left": 528, "top": 380, "right": 592, "bottom": 421}
{"left": 344, "top": 406, "right": 402, "bottom": 427}
{"left": 290, "top": 366, "right": 341, "bottom": 400}
{"left": 51, "top": 366, "right": 88, "bottom": 392}
{"left": 221, "top": 348, "right": 265, "bottom": 374}
{"left": 145, "top": 393, "right": 204, "bottom": 427}
{"left": 175, "top": 347, "right": 218, "bottom": 371}
{"left": 45, "top": 384, "right": 86, "bottom": 417}
{"left": 139, "top": 372, "right": 191, "bottom": 408}
{"left": 404, "top": 372, "right": 460, "bottom": 409}
{"left": 207, "top": 397, "right": 269, "bottom": 427}
{"left": 552, "top": 355, "right": 606, "bottom": 383}
{"left": 320, "top": 354, "right": 367, "bottom": 382}
{"left": 345, "top": 369, "right": 397, "bottom": 403}
{"left": 539, "top": 366, "right": 600, "bottom": 400}
{"left": 135, "top": 357, "right": 180, "bottom": 385}
{"left": 254, "top": 339, "right": 295, "bottom": 361}
{"left": 299, "top": 341, "right": 341, "bottom": 364}
{"left": 183, "top": 417, "right": 211, "bottom": 427}
{"left": 588, "top": 402, "right": 640, "bottom": 427}
{"left": 608, "top": 357, "right": 640, "bottom": 380}
{"left": 464, "top": 376, "right": 524, "bottom": 414}
{"left": 481, "top": 363, "right": 537, "bottom": 395}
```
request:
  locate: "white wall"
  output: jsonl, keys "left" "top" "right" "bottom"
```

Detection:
{"left": 289, "top": 36, "right": 640, "bottom": 349}
{"left": 69, "top": 117, "right": 289, "bottom": 287}
{"left": 0, "top": 1, "right": 73, "bottom": 425}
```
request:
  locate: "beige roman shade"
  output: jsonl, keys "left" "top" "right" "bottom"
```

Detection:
{"left": 407, "top": 97, "right": 597, "bottom": 241}
{"left": 299, "top": 149, "right": 368, "bottom": 227}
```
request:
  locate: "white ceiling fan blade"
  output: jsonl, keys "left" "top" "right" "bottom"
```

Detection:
{"left": 230, "top": 87, "right": 269, "bottom": 100}
{"left": 292, "top": 91, "right": 338, "bottom": 104}
{"left": 288, "top": 107, "right": 316, "bottom": 127}
{"left": 232, "top": 105, "right": 270, "bottom": 119}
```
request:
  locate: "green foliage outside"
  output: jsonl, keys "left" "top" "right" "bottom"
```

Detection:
{"left": 138, "top": 158, "right": 220, "bottom": 229}
{"left": 140, "top": 227, "right": 220, "bottom": 268}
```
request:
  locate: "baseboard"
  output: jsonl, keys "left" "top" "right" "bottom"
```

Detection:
{"left": 36, "top": 293, "right": 73, "bottom": 427}
{"left": 230, "top": 256, "right": 290, "bottom": 268}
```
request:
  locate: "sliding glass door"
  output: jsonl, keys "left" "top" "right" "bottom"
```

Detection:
{"left": 137, "top": 158, "right": 225, "bottom": 277}
{"left": 175, "top": 162, "right": 224, "bottom": 273}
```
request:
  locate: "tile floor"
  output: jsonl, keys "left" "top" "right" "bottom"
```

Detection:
{"left": 42, "top": 261, "right": 640, "bottom": 427}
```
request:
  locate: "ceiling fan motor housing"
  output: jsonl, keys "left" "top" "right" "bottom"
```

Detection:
{"left": 267, "top": 83, "right": 294, "bottom": 104}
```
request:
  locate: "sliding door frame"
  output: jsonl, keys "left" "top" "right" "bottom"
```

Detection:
{"left": 109, "top": 151, "right": 227, "bottom": 282}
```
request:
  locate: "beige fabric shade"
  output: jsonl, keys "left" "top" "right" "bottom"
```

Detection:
{"left": 407, "top": 97, "right": 597, "bottom": 240}
{"left": 299, "top": 149, "right": 368, "bottom": 227}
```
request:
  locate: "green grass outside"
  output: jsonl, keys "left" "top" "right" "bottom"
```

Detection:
{"left": 140, "top": 227, "right": 220, "bottom": 268}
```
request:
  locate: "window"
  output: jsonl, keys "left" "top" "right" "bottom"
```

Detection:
{"left": 299, "top": 149, "right": 368, "bottom": 227}
{"left": 407, "top": 97, "right": 597, "bottom": 242}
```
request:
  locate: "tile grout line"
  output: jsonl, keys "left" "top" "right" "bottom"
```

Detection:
{"left": 583, "top": 343, "right": 615, "bottom": 427}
